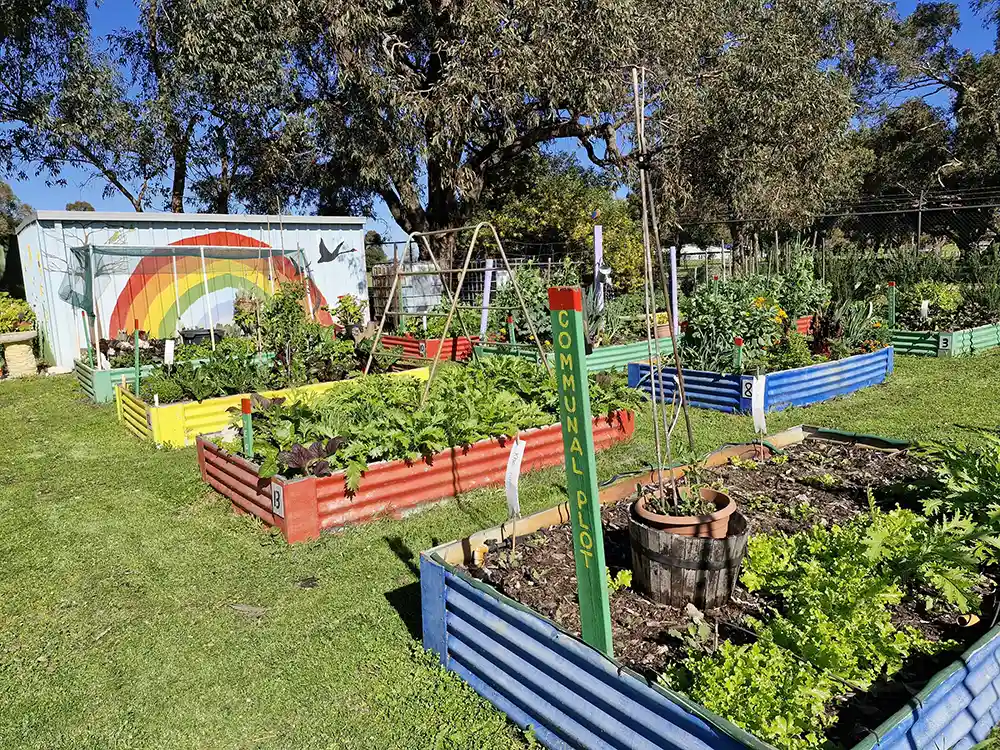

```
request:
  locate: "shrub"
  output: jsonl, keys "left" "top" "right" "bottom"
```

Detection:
{"left": 0, "top": 292, "right": 34, "bottom": 334}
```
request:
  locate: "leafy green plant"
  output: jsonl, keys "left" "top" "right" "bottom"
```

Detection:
{"left": 0, "top": 292, "right": 34, "bottom": 334}
{"left": 606, "top": 569, "right": 632, "bottom": 593}
{"left": 915, "top": 433, "right": 1000, "bottom": 565}
{"left": 333, "top": 294, "right": 365, "bottom": 328}
{"left": 667, "top": 603, "right": 714, "bottom": 654}
{"left": 664, "top": 640, "right": 836, "bottom": 750}
{"left": 234, "top": 357, "right": 639, "bottom": 489}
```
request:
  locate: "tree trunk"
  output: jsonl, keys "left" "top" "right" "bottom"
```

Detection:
{"left": 213, "top": 127, "right": 231, "bottom": 214}
{"left": 169, "top": 138, "right": 187, "bottom": 213}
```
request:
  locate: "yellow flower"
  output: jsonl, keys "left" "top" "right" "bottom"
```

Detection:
{"left": 753, "top": 296, "right": 767, "bottom": 309}
{"left": 872, "top": 321, "right": 882, "bottom": 328}
{"left": 776, "top": 308, "right": 787, "bottom": 320}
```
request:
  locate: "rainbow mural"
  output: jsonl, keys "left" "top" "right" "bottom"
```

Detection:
{"left": 108, "top": 231, "right": 333, "bottom": 336}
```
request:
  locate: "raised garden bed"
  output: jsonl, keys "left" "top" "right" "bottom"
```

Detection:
{"left": 628, "top": 346, "right": 893, "bottom": 414}
{"left": 198, "top": 409, "right": 635, "bottom": 543}
{"left": 75, "top": 352, "right": 277, "bottom": 404}
{"left": 891, "top": 321, "right": 1000, "bottom": 357}
{"left": 477, "top": 336, "right": 677, "bottom": 373}
{"left": 380, "top": 335, "right": 479, "bottom": 361}
{"left": 421, "top": 425, "right": 1000, "bottom": 750}
{"left": 115, "top": 367, "right": 429, "bottom": 448}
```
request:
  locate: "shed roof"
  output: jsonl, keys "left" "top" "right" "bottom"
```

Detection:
{"left": 16, "top": 210, "right": 366, "bottom": 235}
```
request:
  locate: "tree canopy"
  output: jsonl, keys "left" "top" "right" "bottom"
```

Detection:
{"left": 2, "top": 0, "right": 1000, "bottom": 263}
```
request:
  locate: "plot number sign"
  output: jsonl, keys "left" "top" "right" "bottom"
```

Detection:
{"left": 742, "top": 380, "right": 753, "bottom": 399}
{"left": 549, "top": 286, "right": 613, "bottom": 657}
{"left": 271, "top": 484, "right": 285, "bottom": 518}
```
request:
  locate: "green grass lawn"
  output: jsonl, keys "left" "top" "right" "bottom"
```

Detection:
{"left": 1, "top": 353, "right": 999, "bottom": 749}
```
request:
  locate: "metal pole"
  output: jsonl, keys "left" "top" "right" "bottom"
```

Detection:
{"left": 916, "top": 190, "right": 924, "bottom": 253}
{"left": 594, "top": 224, "right": 605, "bottom": 313}
{"left": 199, "top": 246, "right": 216, "bottom": 350}
{"left": 133, "top": 319, "right": 141, "bottom": 396}
{"left": 88, "top": 243, "right": 103, "bottom": 369}
{"left": 82, "top": 310, "right": 94, "bottom": 368}
{"left": 669, "top": 245, "right": 679, "bottom": 339}
{"left": 632, "top": 67, "right": 667, "bottom": 494}
{"left": 888, "top": 282, "right": 897, "bottom": 329}
{"left": 479, "top": 258, "right": 494, "bottom": 338}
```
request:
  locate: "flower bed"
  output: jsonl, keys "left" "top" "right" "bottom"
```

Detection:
{"left": 421, "top": 425, "right": 1000, "bottom": 750}
{"left": 198, "top": 409, "right": 634, "bottom": 543}
{"left": 115, "top": 367, "right": 429, "bottom": 447}
{"left": 628, "top": 346, "right": 893, "bottom": 414}
{"left": 380, "top": 335, "right": 478, "bottom": 361}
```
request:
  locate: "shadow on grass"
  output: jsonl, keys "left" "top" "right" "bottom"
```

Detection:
{"left": 385, "top": 582, "right": 422, "bottom": 642}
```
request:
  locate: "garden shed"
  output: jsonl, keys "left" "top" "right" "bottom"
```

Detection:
{"left": 15, "top": 211, "right": 367, "bottom": 371}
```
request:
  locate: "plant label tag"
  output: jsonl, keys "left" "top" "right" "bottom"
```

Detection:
{"left": 164, "top": 339, "right": 175, "bottom": 365}
{"left": 505, "top": 437, "right": 527, "bottom": 519}
{"left": 920, "top": 299, "right": 930, "bottom": 319}
{"left": 271, "top": 483, "right": 285, "bottom": 519}
{"left": 751, "top": 374, "right": 767, "bottom": 434}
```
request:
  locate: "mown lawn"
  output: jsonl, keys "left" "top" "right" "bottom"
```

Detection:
{"left": 1, "top": 353, "right": 999, "bottom": 749}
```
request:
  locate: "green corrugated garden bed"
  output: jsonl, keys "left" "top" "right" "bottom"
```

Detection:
{"left": 475, "top": 336, "right": 676, "bottom": 373}
{"left": 891, "top": 321, "right": 1000, "bottom": 357}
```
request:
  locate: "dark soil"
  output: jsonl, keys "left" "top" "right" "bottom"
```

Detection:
{"left": 462, "top": 440, "right": 994, "bottom": 746}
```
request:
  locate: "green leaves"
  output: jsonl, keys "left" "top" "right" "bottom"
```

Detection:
{"left": 675, "top": 497, "right": 988, "bottom": 748}
{"left": 234, "top": 357, "right": 637, "bottom": 488}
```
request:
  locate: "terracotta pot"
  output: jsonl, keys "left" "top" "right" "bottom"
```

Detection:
{"left": 654, "top": 322, "right": 672, "bottom": 339}
{"left": 632, "top": 487, "right": 735, "bottom": 539}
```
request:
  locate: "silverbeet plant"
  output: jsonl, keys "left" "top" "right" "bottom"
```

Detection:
{"left": 229, "top": 356, "right": 641, "bottom": 491}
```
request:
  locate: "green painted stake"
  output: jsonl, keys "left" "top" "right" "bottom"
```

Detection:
{"left": 733, "top": 336, "right": 744, "bottom": 372}
{"left": 133, "top": 318, "right": 141, "bottom": 396}
{"left": 548, "top": 286, "right": 613, "bottom": 657}
{"left": 241, "top": 398, "right": 254, "bottom": 457}
{"left": 507, "top": 315, "right": 516, "bottom": 345}
{"left": 888, "top": 282, "right": 897, "bottom": 329}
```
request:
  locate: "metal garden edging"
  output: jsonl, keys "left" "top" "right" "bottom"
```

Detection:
{"left": 420, "top": 425, "right": 1000, "bottom": 750}
{"left": 198, "top": 410, "right": 635, "bottom": 543}
{"left": 380, "top": 335, "right": 478, "bottom": 361}
{"left": 891, "top": 322, "right": 1000, "bottom": 357}
{"left": 627, "top": 347, "right": 894, "bottom": 414}
{"left": 476, "top": 336, "right": 676, "bottom": 373}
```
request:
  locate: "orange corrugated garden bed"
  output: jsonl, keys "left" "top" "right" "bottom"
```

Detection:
{"left": 197, "top": 409, "right": 635, "bottom": 542}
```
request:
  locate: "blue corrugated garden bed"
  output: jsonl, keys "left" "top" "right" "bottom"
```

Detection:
{"left": 421, "top": 425, "right": 1000, "bottom": 750}
{"left": 627, "top": 347, "right": 894, "bottom": 414}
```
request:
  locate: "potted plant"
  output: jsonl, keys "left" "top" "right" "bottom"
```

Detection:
{"left": 0, "top": 292, "right": 37, "bottom": 378}
{"left": 652, "top": 311, "right": 672, "bottom": 338}
{"left": 333, "top": 294, "right": 365, "bottom": 339}
{"left": 632, "top": 484, "right": 735, "bottom": 538}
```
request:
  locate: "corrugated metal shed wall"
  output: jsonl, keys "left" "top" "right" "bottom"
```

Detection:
{"left": 16, "top": 212, "right": 366, "bottom": 370}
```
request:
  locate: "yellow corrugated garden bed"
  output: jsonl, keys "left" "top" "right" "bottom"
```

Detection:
{"left": 114, "top": 367, "right": 430, "bottom": 448}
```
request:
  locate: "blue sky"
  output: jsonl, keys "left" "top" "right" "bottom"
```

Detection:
{"left": 10, "top": 0, "right": 998, "bottom": 242}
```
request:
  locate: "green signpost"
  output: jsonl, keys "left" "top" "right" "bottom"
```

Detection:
{"left": 548, "top": 286, "right": 614, "bottom": 656}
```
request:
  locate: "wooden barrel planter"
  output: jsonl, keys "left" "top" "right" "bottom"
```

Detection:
{"left": 629, "top": 507, "right": 749, "bottom": 610}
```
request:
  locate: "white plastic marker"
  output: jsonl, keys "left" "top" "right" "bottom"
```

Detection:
{"left": 163, "top": 339, "right": 175, "bottom": 366}
{"left": 505, "top": 437, "right": 527, "bottom": 520}
{"left": 751, "top": 374, "right": 767, "bottom": 435}
{"left": 920, "top": 299, "right": 930, "bottom": 319}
